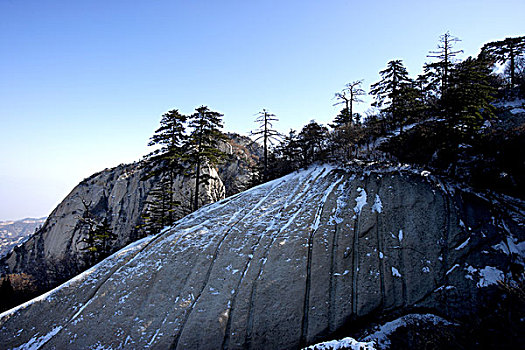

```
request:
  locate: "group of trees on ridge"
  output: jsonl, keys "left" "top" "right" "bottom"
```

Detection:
{"left": 261, "top": 33, "right": 525, "bottom": 190}
{"left": 139, "top": 106, "right": 228, "bottom": 236}
{"left": 138, "top": 33, "right": 525, "bottom": 238}
{"left": 46, "top": 32, "right": 525, "bottom": 265}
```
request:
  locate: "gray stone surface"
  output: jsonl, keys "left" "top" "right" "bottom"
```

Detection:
{"left": 1, "top": 165, "right": 523, "bottom": 349}
{"left": 0, "top": 134, "right": 260, "bottom": 293}
{"left": 1, "top": 162, "right": 223, "bottom": 288}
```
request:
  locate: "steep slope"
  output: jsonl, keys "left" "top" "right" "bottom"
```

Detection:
{"left": 0, "top": 134, "right": 260, "bottom": 306}
{"left": 0, "top": 163, "right": 224, "bottom": 290}
{"left": 1, "top": 165, "right": 523, "bottom": 349}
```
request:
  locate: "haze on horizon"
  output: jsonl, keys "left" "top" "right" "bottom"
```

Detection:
{"left": 1, "top": 0, "right": 523, "bottom": 221}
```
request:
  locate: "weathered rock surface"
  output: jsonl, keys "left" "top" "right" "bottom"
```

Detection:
{"left": 0, "top": 162, "right": 223, "bottom": 289}
{"left": 0, "top": 134, "right": 260, "bottom": 296}
{"left": 1, "top": 165, "right": 523, "bottom": 349}
{"left": 218, "top": 133, "right": 261, "bottom": 197}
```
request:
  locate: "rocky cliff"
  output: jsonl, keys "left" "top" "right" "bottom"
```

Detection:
{"left": 0, "top": 134, "right": 260, "bottom": 297}
{"left": 1, "top": 164, "right": 523, "bottom": 349}
{"left": 1, "top": 163, "right": 222, "bottom": 287}
{"left": 218, "top": 133, "right": 261, "bottom": 196}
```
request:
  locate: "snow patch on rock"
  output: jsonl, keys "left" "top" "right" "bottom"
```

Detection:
{"left": 354, "top": 188, "right": 368, "bottom": 214}
{"left": 362, "top": 314, "right": 456, "bottom": 350}
{"left": 303, "top": 337, "right": 375, "bottom": 350}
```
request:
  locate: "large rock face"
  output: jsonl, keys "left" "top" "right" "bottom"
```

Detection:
{"left": 0, "top": 134, "right": 260, "bottom": 296}
{"left": 218, "top": 133, "right": 261, "bottom": 196}
{"left": 1, "top": 165, "right": 523, "bottom": 349}
{"left": 0, "top": 163, "right": 224, "bottom": 290}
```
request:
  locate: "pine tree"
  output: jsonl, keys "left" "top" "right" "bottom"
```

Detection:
{"left": 330, "top": 108, "right": 352, "bottom": 129}
{"left": 0, "top": 276, "right": 15, "bottom": 308}
{"left": 443, "top": 56, "right": 496, "bottom": 137}
{"left": 142, "top": 109, "right": 187, "bottom": 227}
{"left": 276, "top": 129, "right": 301, "bottom": 169}
{"left": 184, "top": 106, "right": 227, "bottom": 211}
{"left": 481, "top": 36, "right": 525, "bottom": 88}
{"left": 396, "top": 83, "right": 427, "bottom": 126}
{"left": 333, "top": 80, "right": 365, "bottom": 127}
{"left": 251, "top": 109, "right": 281, "bottom": 180}
{"left": 298, "top": 121, "right": 329, "bottom": 166}
{"left": 330, "top": 122, "right": 363, "bottom": 160}
{"left": 92, "top": 217, "right": 116, "bottom": 259}
{"left": 141, "top": 175, "right": 184, "bottom": 235}
{"left": 143, "top": 109, "right": 187, "bottom": 178}
{"left": 427, "top": 32, "right": 463, "bottom": 96}
{"left": 370, "top": 60, "right": 413, "bottom": 131}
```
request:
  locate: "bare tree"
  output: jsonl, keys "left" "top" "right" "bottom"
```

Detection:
{"left": 333, "top": 80, "right": 365, "bottom": 126}
{"left": 427, "top": 32, "right": 463, "bottom": 95}
{"left": 251, "top": 109, "right": 281, "bottom": 179}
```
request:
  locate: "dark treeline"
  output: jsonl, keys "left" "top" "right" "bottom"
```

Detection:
{"left": 140, "top": 33, "right": 525, "bottom": 238}
{"left": 255, "top": 33, "right": 525, "bottom": 199}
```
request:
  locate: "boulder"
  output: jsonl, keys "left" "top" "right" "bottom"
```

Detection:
{"left": 1, "top": 164, "right": 523, "bottom": 349}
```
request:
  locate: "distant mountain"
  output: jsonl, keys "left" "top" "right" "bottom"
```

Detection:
{"left": 0, "top": 217, "right": 46, "bottom": 258}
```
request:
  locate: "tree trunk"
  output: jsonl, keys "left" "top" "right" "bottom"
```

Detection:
{"left": 263, "top": 112, "right": 268, "bottom": 178}
{"left": 193, "top": 159, "right": 201, "bottom": 212}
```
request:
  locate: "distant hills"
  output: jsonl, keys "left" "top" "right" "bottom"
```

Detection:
{"left": 0, "top": 217, "right": 46, "bottom": 258}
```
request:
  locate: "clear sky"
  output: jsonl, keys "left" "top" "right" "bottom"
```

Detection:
{"left": 1, "top": 0, "right": 523, "bottom": 220}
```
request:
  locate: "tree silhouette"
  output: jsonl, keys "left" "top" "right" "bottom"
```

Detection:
{"left": 443, "top": 56, "right": 496, "bottom": 136}
{"left": 298, "top": 121, "right": 329, "bottom": 166}
{"left": 427, "top": 32, "right": 463, "bottom": 96}
{"left": 481, "top": 36, "right": 525, "bottom": 88}
{"left": 333, "top": 80, "right": 365, "bottom": 126}
{"left": 370, "top": 60, "right": 412, "bottom": 131}
{"left": 184, "top": 106, "right": 227, "bottom": 211}
{"left": 140, "top": 109, "right": 189, "bottom": 232}
{"left": 77, "top": 199, "right": 116, "bottom": 265}
{"left": 251, "top": 109, "right": 281, "bottom": 180}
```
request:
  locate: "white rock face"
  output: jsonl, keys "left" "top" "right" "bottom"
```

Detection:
{"left": 1, "top": 165, "right": 523, "bottom": 349}
{"left": 0, "top": 134, "right": 261, "bottom": 294}
{"left": 1, "top": 162, "right": 225, "bottom": 288}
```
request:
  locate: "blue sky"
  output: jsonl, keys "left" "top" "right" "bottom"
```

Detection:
{"left": 1, "top": 0, "right": 523, "bottom": 220}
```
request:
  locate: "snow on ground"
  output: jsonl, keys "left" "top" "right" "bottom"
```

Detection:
{"left": 0, "top": 235, "right": 155, "bottom": 321}
{"left": 371, "top": 194, "right": 382, "bottom": 213}
{"left": 464, "top": 265, "right": 505, "bottom": 288}
{"left": 12, "top": 326, "right": 63, "bottom": 350}
{"left": 391, "top": 267, "right": 401, "bottom": 277}
{"left": 493, "top": 98, "right": 525, "bottom": 115}
{"left": 455, "top": 237, "right": 470, "bottom": 250}
{"left": 354, "top": 188, "right": 367, "bottom": 214}
{"left": 492, "top": 235, "right": 521, "bottom": 256}
{"left": 493, "top": 98, "right": 525, "bottom": 109}
{"left": 303, "top": 337, "right": 375, "bottom": 350}
{"left": 362, "top": 314, "right": 456, "bottom": 350}
{"left": 477, "top": 266, "right": 505, "bottom": 288}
